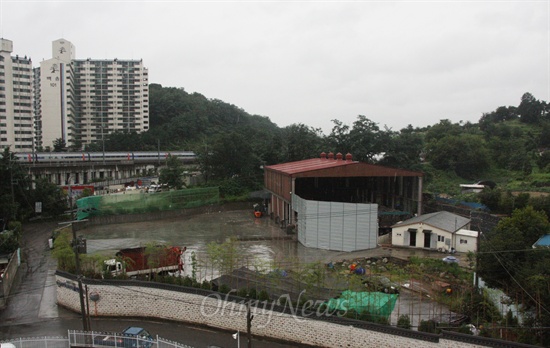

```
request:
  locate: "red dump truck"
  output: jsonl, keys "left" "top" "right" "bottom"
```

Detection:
{"left": 104, "top": 245, "right": 185, "bottom": 277}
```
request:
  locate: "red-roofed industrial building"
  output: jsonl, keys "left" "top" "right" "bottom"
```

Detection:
{"left": 263, "top": 152, "right": 424, "bottom": 251}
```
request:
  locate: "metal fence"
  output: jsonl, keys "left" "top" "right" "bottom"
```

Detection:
{"left": 67, "top": 331, "right": 193, "bottom": 348}
{"left": 0, "top": 336, "right": 70, "bottom": 348}
{"left": 1, "top": 332, "right": 192, "bottom": 348}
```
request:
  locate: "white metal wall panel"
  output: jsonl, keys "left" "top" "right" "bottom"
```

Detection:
{"left": 315, "top": 201, "right": 331, "bottom": 250}
{"left": 295, "top": 195, "right": 307, "bottom": 245}
{"left": 341, "top": 202, "right": 356, "bottom": 252}
{"left": 294, "top": 194, "right": 378, "bottom": 251}
{"left": 355, "top": 203, "right": 377, "bottom": 250}
{"left": 329, "top": 202, "right": 344, "bottom": 251}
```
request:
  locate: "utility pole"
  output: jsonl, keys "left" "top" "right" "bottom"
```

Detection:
{"left": 72, "top": 222, "right": 88, "bottom": 332}
{"left": 68, "top": 182, "right": 89, "bottom": 332}
{"left": 10, "top": 159, "right": 15, "bottom": 219}
{"left": 474, "top": 229, "right": 481, "bottom": 290}
{"left": 247, "top": 296, "right": 254, "bottom": 348}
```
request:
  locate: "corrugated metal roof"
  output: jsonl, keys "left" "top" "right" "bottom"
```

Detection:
{"left": 265, "top": 157, "right": 423, "bottom": 177}
{"left": 392, "top": 211, "right": 470, "bottom": 233}
{"left": 265, "top": 158, "right": 357, "bottom": 175}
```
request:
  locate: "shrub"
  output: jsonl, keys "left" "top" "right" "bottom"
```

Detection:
{"left": 258, "top": 290, "right": 270, "bottom": 301}
{"left": 181, "top": 276, "right": 194, "bottom": 287}
{"left": 397, "top": 314, "right": 411, "bottom": 329}
{"left": 418, "top": 319, "right": 440, "bottom": 334}
{"left": 237, "top": 288, "right": 249, "bottom": 298}
{"left": 248, "top": 288, "right": 257, "bottom": 299}
{"left": 201, "top": 280, "right": 212, "bottom": 290}
{"left": 219, "top": 284, "right": 231, "bottom": 294}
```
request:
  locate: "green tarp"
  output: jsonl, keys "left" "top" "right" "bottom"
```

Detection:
{"left": 76, "top": 187, "right": 219, "bottom": 220}
{"left": 326, "top": 290, "right": 398, "bottom": 319}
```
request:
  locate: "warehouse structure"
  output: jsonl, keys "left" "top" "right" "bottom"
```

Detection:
{"left": 263, "top": 152, "right": 424, "bottom": 251}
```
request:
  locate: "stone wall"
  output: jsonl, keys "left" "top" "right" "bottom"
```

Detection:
{"left": 55, "top": 272, "right": 534, "bottom": 348}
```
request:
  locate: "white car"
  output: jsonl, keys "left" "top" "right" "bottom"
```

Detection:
{"left": 442, "top": 256, "right": 459, "bottom": 264}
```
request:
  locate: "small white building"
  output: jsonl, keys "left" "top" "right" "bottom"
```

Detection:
{"left": 391, "top": 211, "right": 479, "bottom": 253}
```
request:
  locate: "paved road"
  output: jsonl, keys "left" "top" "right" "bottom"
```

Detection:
{"left": 0, "top": 220, "right": 307, "bottom": 348}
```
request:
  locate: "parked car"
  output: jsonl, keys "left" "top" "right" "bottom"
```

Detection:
{"left": 93, "top": 326, "right": 154, "bottom": 348}
{"left": 442, "top": 256, "right": 459, "bottom": 264}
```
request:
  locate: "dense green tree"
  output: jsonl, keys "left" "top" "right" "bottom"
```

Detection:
{"left": 518, "top": 92, "right": 543, "bottom": 125}
{"left": 149, "top": 84, "right": 194, "bottom": 127}
{"left": 538, "top": 121, "right": 550, "bottom": 148}
{"left": 426, "top": 134, "right": 490, "bottom": 179}
{"left": 536, "top": 151, "right": 550, "bottom": 172}
{"left": 349, "top": 115, "right": 389, "bottom": 163}
{"left": 378, "top": 125, "right": 423, "bottom": 170}
{"left": 32, "top": 178, "right": 68, "bottom": 218}
{"left": 478, "top": 206, "right": 550, "bottom": 346}
{"left": 326, "top": 119, "right": 352, "bottom": 153}
{"left": 424, "top": 119, "right": 464, "bottom": 143}
{"left": 281, "top": 123, "right": 325, "bottom": 162}
{"left": 479, "top": 106, "right": 518, "bottom": 132}
{"left": 159, "top": 155, "right": 186, "bottom": 189}
{"left": 327, "top": 116, "right": 391, "bottom": 163}
{"left": 53, "top": 138, "right": 67, "bottom": 152}
{"left": 197, "top": 131, "right": 263, "bottom": 192}
{"left": 0, "top": 221, "right": 21, "bottom": 253}
{"left": 0, "top": 148, "right": 33, "bottom": 223}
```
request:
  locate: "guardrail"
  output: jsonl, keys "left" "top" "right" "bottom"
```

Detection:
{"left": 1, "top": 332, "right": 192, "bottom": 348}
{"left": 0, "top": 336, "right": 69, "bottom": 348}
{"left": 67, "top": 331, "right": 193, "bottom": 348}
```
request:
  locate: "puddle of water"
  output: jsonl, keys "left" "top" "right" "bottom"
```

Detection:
{"left": 79, "top": 209, "right": 452, "bottom": 327}
{"left": 80, "top": 210, "right": 339, "bottom": 278}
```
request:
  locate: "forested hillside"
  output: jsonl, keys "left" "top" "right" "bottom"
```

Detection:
{"left": 92, "top": 85, "right": 550, "bottom": 204}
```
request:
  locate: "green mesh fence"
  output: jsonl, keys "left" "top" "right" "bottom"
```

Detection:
{"left": 326, "top": 290, "right": 398, "bottom": 320}
{"left": 76, "top": 187, "right": 220, "bottom": 220}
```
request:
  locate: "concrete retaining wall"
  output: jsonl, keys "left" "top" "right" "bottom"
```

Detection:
{"left": 55, "top": 273, "right": 533, "bottom": 348}
{"left": 0, "top": 249, "right": 21, "bottom": 308}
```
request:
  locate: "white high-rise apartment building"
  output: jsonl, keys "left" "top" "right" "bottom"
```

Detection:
{"left": 36, "top": 38, "right": 149, "bottom": 150}
{"left": 0, "top": 38, "right": 34, "bottom": 151}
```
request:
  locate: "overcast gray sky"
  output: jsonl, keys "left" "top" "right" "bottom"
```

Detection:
{"left": 1, "top": 1, "right": 548, "bottom": 134}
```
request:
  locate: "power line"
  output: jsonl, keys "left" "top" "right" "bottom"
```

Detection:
{"left": 479, "top": 232, "right": 550, "bottom": 317}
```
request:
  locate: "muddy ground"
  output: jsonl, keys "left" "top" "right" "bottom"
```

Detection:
{"left": 74, "top": 208, "right": 459, "bottom": 328}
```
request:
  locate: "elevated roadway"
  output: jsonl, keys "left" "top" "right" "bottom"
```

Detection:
{"left": 17, "top": 151, "right": 197, "bottom": 187}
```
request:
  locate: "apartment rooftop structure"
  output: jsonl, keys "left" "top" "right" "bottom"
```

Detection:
{"left": 36, "top": 38, "right": 149, "bottom": 150}
{"left": 0, "top": 38, "right": 34, "bottom": 151}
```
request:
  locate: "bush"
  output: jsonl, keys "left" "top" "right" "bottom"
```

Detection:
{"left": 181, "top": 276, "right": 194, "bottom": 287}
{"left": 258, "top": 290, "right": 270, "bottom": 301}
{"left": 248, "top": 288, "right": 257, "bottom": 299}
{"left": 418, "top": 319, "right": 440, "bottom": 334}
{"left": 237, "top": 288, "right": 249, "bottom": 298}
{"left": 219, "top": 284, "right": 231, "bottom": 294}
{"left": 397, "top": 314, "right": 411, "bottom": 329}
{"left": 201, "top": 280, "right": 212, "bottom": 290}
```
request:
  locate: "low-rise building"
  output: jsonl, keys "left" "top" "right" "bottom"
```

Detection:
{"left": 391, "top": 211, "right": 479, "bottom": 253}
